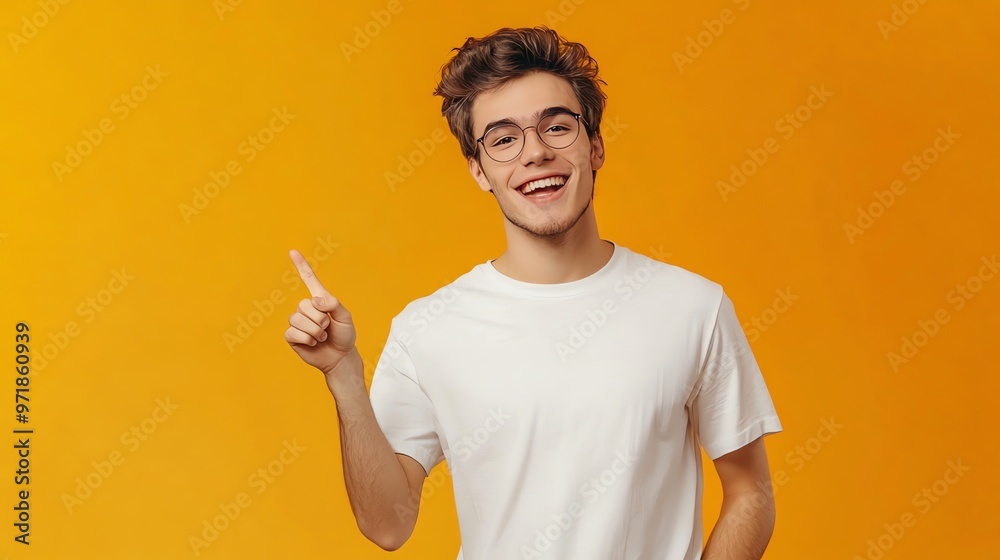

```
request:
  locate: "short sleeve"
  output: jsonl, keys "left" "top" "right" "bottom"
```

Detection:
{"left": 689, "top": 293, "right": 782, "bottom": 460}
{"left": 368, "top": 327, "right": 445, "bottom": 475}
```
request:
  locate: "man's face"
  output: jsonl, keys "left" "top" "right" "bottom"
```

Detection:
{"left": 468, "top": 71, "right": 605, "bottom": 239}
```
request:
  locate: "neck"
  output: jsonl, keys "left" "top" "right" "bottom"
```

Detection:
{"left": 491, "top": 211, "right": 613, "bottom": 284}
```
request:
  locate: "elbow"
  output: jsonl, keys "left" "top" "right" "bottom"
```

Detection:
{"left": 358, "top": 518, "right": 410, "bottom": 552}
{"left": 370, "top": 531, "right": 406, "bottom": 552}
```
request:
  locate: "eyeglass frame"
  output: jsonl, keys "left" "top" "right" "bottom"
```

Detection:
{"left": 474, "top": 109, "right": 589, "bottom": 163}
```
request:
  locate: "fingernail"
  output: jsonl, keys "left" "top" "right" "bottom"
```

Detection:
{"left": 313, "top": 296, "right": 324, "bottom": 307}
{"left": 320, "top": 332, "right": 327, "bottom": 342}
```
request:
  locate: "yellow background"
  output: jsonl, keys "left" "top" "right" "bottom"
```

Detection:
{"left": 1, "top": 0, "right": 998, "bottom": 558}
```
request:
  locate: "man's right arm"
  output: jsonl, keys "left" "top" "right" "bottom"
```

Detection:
{"left": 284, "top": 250, "right": 426, "bottom": 550}
{"left": 326, "top": 349, "right": 428, "bottom": 550}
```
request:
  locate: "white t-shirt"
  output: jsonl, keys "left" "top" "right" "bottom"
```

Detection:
{"left": 369, "top": 241, "right": 782, "bottom": 560}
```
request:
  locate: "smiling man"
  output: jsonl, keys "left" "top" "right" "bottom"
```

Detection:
{"left": 285, "top": 27, "right": 782, "bottom": 560}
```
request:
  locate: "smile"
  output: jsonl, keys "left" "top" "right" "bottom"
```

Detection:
{"left": 516, "top": 175, "right": 568, "bottom": 200}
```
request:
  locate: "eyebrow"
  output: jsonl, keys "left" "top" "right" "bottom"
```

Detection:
{"left": 480, "top": 105, "right": 576, "bottom": 136}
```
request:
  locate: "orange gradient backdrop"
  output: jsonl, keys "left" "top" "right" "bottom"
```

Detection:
{"left": 1, "top": 0, "right": 998, "bottom": 558}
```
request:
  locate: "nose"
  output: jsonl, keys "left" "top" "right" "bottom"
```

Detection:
{"left": 518, "top": 127, "right": 555, "bottom": 166}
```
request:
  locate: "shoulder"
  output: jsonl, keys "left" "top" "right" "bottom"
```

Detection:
{"left": 386, "top": 263, "right": 484, "bottom": 339}
{"left": 618, "top": 244, "right": 725, "bottom": 313}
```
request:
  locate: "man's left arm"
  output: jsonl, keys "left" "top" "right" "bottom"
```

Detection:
{"left": 702, "top": 436, "right": 776, "bottom": 560}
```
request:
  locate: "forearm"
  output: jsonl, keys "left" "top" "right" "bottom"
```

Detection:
{"left": 327, "top": 351, "right": 415, "bottom": 549}
{"left": 702, "top": 489, "right": 775, "bottom": 560}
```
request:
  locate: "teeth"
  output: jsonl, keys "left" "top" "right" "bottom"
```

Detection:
{"left": 521, "top": 176, "right": 566, "bottom": 194}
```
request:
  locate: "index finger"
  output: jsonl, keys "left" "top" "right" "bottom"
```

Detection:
{"left": 289, "top": 249, "right": 329, "bottom": 297}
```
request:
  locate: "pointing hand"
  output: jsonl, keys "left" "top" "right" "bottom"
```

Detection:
{"left": 284, "top": 249, "right": 358, "bottom": 377}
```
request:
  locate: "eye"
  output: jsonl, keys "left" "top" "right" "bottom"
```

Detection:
{"left": 541, "top": 113, "right": 578, "bottom": 135}
{"left": 485, "top": 126, "right": 521, "bottom": 149}
{"left": 491, "top": 135, "right": 517, "bottom": 147}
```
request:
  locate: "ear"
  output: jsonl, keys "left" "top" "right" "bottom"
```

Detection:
{"left": 589, "top": 132, "right": 606, "bottom": 171}
{"left": 468, "top": 155, "right": 494, "bottom": 193}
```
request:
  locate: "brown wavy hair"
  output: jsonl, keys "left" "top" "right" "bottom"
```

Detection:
{"left": 433, "top": 27, "right": 607, "bottom": 159}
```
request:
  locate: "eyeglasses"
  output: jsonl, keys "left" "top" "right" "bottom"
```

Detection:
{"left": 476, "top": 110, "right": 586, "bottom": 163}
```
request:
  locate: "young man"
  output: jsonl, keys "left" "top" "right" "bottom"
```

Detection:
{"left": 285, "top": 27, "right": 782, "bottom": 560}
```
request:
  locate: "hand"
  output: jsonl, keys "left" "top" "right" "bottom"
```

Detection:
{"left": 285, "top": 249, "right": 358, "bottom": 377}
